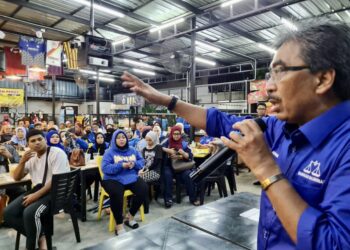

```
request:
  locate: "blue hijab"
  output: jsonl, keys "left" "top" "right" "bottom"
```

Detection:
{"left": 45, "top": 130, "right": 65, "bottom": 151}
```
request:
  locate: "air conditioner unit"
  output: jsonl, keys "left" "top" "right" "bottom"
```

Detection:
{"left": 89, "top": 57, "right": 109, "bottom": 67}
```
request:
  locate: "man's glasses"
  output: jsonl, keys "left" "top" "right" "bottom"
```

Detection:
{"left": 265, "top": 65, "right": 310, "bottom": 82}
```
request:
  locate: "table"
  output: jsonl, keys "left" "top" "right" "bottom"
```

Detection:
{"left": 172, "top": 192, "right": 260, "bottom": 250}
{"left": 84, "top": 218, "right": 246, "bottom": 250}
{"left": 191, "top": 148, "right": 211, "bottom": 159}
{"left": 71, "top": 159, "right": 99, "bottom": 222}
{"left": 0, "top": 172, "right": 31, "bottom": 190}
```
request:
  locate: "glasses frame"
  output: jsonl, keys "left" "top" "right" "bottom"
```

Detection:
{"left": 265, "top": 65, "right": 310, "bottom": 82}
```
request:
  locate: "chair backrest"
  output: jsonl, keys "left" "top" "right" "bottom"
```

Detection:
{"left": 96, "top": 155, "right": 104, "bottom": 179}
{"left": 51, "top": 168, "right": 80, "bottom": 214}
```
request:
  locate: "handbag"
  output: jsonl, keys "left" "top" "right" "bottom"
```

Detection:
{"left": 69, "top": 148, "right": 86, "bottom": 167}
{"left": 171, "top": 158, "right": 196, "bottom": 173}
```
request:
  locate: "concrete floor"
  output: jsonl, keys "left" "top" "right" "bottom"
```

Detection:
{"left": 0, "top": 169, "right": 261, "bottom": 250}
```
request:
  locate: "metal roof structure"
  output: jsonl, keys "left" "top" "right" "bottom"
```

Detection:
{"left": 0, "top": 0, "right": 349, "bottom": 80}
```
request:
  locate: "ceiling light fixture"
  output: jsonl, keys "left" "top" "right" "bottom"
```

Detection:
{"left": 5, "top": 75, "right": 22, "bottom": 80}
{"left": 79, "top": 69, "right": 97, "bottom": 75}
{"left": 334, "top": 13, "right": 343, "bottom": 21}
{"left": 0, "top": 30, "right": 5, "bottom": 39}
{"left": 281, "top": 18, "right": 298, "bottom": 31}
{"left": 195, "top": 57, "right": 216, "bottom": 66}
{"left": 221, "top": 0, "right": 244, "bottom": 8}
{"left": 113, "top": 37, "right": 131, "bottom": 45}
{"left": 132, "top": 68, "right": 156, "bottom": 76}
{"left": 195, "top": 41, "right": 221, "bottom": 52}
{"left": 258, "top": 43, "right": 276, "bottom": 54}
{"left": 72, "top": 0, "right": 125, "bottom": 18}
{"left": 346, "top": 10, "right": 350, "bottom": 18}
{"left": 150, "top": 18, "right": 185, "bottom": 33}
{"left": 92, "top": 76, "right": 115, "bottom": 82}
{"left": 123, "top": 59, "right": 154, "bottom": 69}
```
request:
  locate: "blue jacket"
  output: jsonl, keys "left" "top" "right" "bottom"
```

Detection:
{"left": 128, "top": 137, "right": 140, "bottom": 148}
{"left": 206, "top": 101, "right": 350, "bottom": 250}
{"left": 102, "top": 130, "right": 144, "bottom": 185}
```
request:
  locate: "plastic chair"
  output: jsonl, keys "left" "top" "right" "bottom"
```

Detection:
{"left": 96, "top": 156, "right": 145, "bottom": 232}
{"left": 15, "top": 168, "right": 81, "bottom": 250}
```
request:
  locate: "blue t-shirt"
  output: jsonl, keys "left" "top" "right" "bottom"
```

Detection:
{"left": 19, "top": 36, "right": 46, "bottom": 67}
{"left": 206, "top": 101, "right": 350, "bottom": 250}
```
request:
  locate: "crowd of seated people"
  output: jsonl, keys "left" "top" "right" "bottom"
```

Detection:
{"left": 0, "top": 115, "right": 223, "bottom": 240}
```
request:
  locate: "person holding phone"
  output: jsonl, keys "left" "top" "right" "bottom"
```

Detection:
{"left": 101, "top": 130, "right": 147, "bottom": 235}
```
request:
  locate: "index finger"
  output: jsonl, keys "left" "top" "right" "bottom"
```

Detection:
{"left": 121, "top": 71, "right": 137, "bottom": 82}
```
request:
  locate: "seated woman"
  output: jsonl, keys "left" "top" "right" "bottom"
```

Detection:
{"left": 45, "top": 130, "right": 65, "bottom": 152}
{"left": 162, "top": 126, "right": 199, "bottom": 208}
{"left": 92, "top": 132, "right": 109, "bottom": 156}
{"left": 175, "top": 122, "right": 190, "bottom": 143}
{"left": 139, "top": 131, "right": 163, "bottom": 183}
{"left": 10, "top": 127, "right": 27, "bottom": 150}
{"left": 101, "top": 130, "right": 148, "bottom": 235}
{"left": 59, "top": 131, "right": 88, "bottom": 157}
{"left": 152, "top": 125, "right": 166, "bottom": 143}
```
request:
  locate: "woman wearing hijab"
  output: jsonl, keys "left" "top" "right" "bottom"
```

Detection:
{"left": 10, "top": 127, "right": 27, "bottom": 150}
{"left": 162, "top": 126, "right": 199, "bottom": 208}
{"left": 92, "top": 132, "right": 109, "bottom": 156}
{"left": 45, "top": 130, "right": 65, "bottom": 152}
{"left": 152, "top": 125, "right": 166, "bottom": 144}
{"left": 101, "top": 130, "right": 148, "bottom": 235}
{"left": 175, "top": 122, "right": 190, "bottom": 143}
{"left": 140, "top": 131, "right": 163, "bottom": 183}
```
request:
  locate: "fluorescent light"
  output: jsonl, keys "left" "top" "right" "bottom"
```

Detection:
{"left": 258, "top": 43, "right": 276, "bottom": 54}
{"left": 150, "top": 18, "right": 185, "bottom": 33}
{"left": 0, "top": 30, "right": 5, "bottom": 39}
{"left": 72, "top": 0, "right": 125, "bottom": 18}
{"left": 112, "top": 37, "right": 130, "bottom": 45}
{"left": 132, "top": 68, "right": 156, "bottom": 76}
{"left": 195, "top": 57, "right": 216, "bottom": 66}
{"left": 5, "top": 75, "right": 22, "bottom": 80}
{"left": 221, "top": 0, "right": 244, "bottom": 7}
{"left": 79, "top": 69, "right": 97, "bottom": 75}
{"left": 28, "top": 67, "right": 46, "bottom": 72}
{"left": 93, "top": 76, "right": 115, "bottom": 82}
{"left": 334, "top": 13, "right": 342, "bottom": 21}
{"left": 123, "top": 59, "right": 154, "bottom": 69}
{"left": 281, "top": 18, "right": 298, "bottom": 31}
{"left": 195, "top": 41, "right": 221, "bottom": 52}
{"left": 346, "top": 10, "right": 350, "bottom": 18}
{"left": 99, "top": 69, "right": 111, "bottom": 73}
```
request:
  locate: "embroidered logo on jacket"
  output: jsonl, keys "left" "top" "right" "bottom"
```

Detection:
{"left": 297, "top": 160, "right": 324, "bottom": 184}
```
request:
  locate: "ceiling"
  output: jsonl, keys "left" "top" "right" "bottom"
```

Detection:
{"left": 0, "top": 0, "right": 349, "bottom": 80}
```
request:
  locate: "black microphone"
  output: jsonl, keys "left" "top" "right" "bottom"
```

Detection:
{"left": 190, "top": 118, "right": 267, "bottom": 183}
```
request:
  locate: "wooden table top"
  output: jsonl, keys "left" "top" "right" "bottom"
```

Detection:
{"left": 0, "top": 172, "right": 31, "bottom": 188}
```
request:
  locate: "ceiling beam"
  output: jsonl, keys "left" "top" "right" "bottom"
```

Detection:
{"left": 0, "top": 39, "right": 18, "bottom": 46}
{"left": 100, "top": 0, "right": 160, "bottom": 26}
{"left": 2, "top": 0, "right": 132, "bottom": 37}
{"left": 0, "top": 14, "right": 79, "bottom": 37}
{"left": 0, "top": 5, "right": 22, "bottom": 30}
{"left": 50, "top": 6, "right": 86, "bottom": 28}
{"left": 115, "top": 0, "right": 304, "bottom": 56}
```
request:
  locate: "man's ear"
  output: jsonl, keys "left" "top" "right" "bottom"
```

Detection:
{"left": 315, "top": 69, "right": 336, "bottom": 95}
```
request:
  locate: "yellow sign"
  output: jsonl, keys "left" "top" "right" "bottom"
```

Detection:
{"left": 0, "top": 88, "right": 24, "bottom": 107}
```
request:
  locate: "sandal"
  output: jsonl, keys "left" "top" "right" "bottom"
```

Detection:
{"left": 124, "top": 219, "right": 139, "bottom": 229}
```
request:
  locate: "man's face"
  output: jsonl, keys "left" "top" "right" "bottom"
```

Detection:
{"left": 257, "top": 105, "right": 267, "bottom": 117}
{"left": 28, "top": 134, "right": 46, "bottom": 152}
{"left": 266, "top": 41, "right": 319, "bottom": 125}
{"left": 24, "top": 121, "right": 30, "bottom": 127}
{"left": 18, "top": 121, "right": 24, "bottom": 127}
{"left": 92, "top": 125, "right": 99, "bottom": 133}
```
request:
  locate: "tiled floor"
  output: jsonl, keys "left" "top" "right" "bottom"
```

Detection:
{"left": 0, "top": 169, "right": 261, "bottom": 250}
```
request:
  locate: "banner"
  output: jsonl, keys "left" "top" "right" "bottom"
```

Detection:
{"left": 0, "top": 88, "right": 24, "bottom": 107}
{"left": 46, "top": 40, "right": 62, "bottom": 67}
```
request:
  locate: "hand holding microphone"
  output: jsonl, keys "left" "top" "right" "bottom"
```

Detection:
{"left": 190, "top": 118, "right": 271, "bottom": 183}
